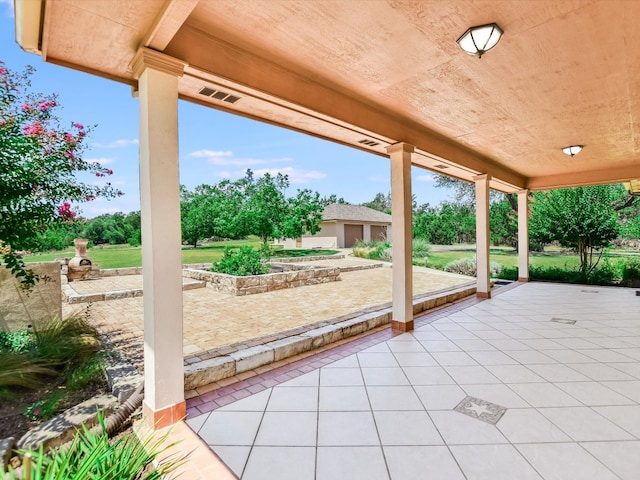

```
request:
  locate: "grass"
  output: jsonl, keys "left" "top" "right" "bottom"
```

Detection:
{"left": 24, "top": 239, "right": 338, "bottom": 269}
{"left": 423, "top": 248, "right": 584, "bottom": 271}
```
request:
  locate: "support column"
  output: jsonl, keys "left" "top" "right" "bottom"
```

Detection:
{"left": 517, "top": 189, "right": 530, "bottom": 282}
{"left": 132, "top": 49, "right": 186, "bottom": 429}
{"left": 474, "top": 174, "right": 491, "bottom": 299}
{"left": 386, "top": 143, "right": 414, "bottom": 332}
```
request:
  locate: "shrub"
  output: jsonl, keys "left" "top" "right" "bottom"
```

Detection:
{"left": 412, "top": 238, "right": 431, "bottom": 258}
{"left": 6, "top": 412, "right": 185, "bottom": 479}
{"left": 622, "top": 257, "right": 640, "bottom": 282}
{"left": 212, "top": 246, "right": 270, "bottom": 276}
{"left": 352, "top": 240, "right": 391, "bottom": 261}
{"left": 0, "top": 352, "right": 58, "bottom": 389}
{"left": 526, "top": 261, "right": 619, "bottom": 285}
{"left": 444, "top": 258, "right": 504, "bottom": 277}
{"left": 0, "top": 330, "right": 34, "bottom": 353}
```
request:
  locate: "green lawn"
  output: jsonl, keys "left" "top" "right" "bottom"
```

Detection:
{"left": 423, "top": 248, "right": 636, "bottom": 271}
{"left": 23, "top": 239, "right": 338, "bottom": 269}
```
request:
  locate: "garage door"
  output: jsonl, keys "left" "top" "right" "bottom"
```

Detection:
{"left": 370, "top": 225, "right": 387, "bottom": 241}
{"left": 344, "top": 224, "right": 364, "bottom": 248}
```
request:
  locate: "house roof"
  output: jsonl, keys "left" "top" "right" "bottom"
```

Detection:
{"left": 323, "top": 204, "right": 392, "bottom": 224}
{"left": 15, "top": 1, "right": 640, "bottom": 192}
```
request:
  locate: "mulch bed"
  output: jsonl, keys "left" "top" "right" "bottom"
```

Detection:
{"left": 0, "top": 377, "right": 109, "bottom": 441}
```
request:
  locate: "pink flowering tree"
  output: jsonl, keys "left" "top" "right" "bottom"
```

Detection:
{"left": 0, "top": 61, "right": 122, "bottom": 288}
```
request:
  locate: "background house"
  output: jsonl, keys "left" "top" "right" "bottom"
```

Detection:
{"left": 279, "top": 204, "right": 392, "bottom": 249}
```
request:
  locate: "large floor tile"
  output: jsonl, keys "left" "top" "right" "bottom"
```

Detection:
{"left": 444, "top": 365, "right": 500, "bottom": 384}
{"left": 485, "top": 365, "right": 546, "bottom": 383}
{"left": 217, "top": 389, "right": 272, "bottom": 412}
{"left": 367, "top": 385, "right": 423, "bottom": 411}
{"left": 601, "top": 380, "right": 640, "bottom": 402}
{"left": 318, "top": 411, "right": 380, "bottom": 446}
{"left": 402, "top": 366, "right": 455, "bottom": 385}
{"left": 526, "top": 364, "right": 591, "bottom": 382}
{"left": 461, "top": 384, "right": 530, "bottom": 408}
{"left": 210, "top": 445, "right": 251, "bottom": 477}
{"left": 319, "top": 385, "right": 371, "bottom": 411}
{"left": 357, "top": 352, "right": 400, "bottom": 367}
{"left": 428, "top": 410, "right": 508, "bottom": 445}
{"left": 496, "top": 409, "right": 572, "bottom": 443}
{"left": 320, "top": 367, "right": 364, "bottom": 386}
{"left": 374, "top": 410, "right": 443, "bottom": 445}
{"left": 393, "top": 352, "right": 438, "bottom": 367}
{"left": 431, "top": 351, "right": 479, "bottom": 366}
{"left": 243, "top": 446, "right": 315, "bottom": 480}
{"left": 555, "top": 381, "right": 635, "bottom": 406}
{"left": 564, "top": 362, "right": 635, "bottom": 381}
{"left": 316, "top": 446, "right": 389, "bottom": 480}
{"left": 387, "top": 340, "right": 427, "bottom": 353}
{"left": 362, "top": 367, "right": 410, "bottom": 386}
{"left": 266, "top": 386, "right": 318, "bottom": 411}
{"left": 507, "top": 383, "right": 582, "bottom": 407}
{"left": 450, "top": 444, "right": 542, "bottom": 480}
{"left": 278, "top": 370, "right": 320, "bottom": 386}
{"left": 199, "top": 411, "right": 264, "bottom": 446}
{"left": 254, "top": 411, "right": 317, "bottom": 446}
{"left": 323, "top": 354, "right": 359, "bottom": 368}
{"left": 516, "top": 443, "right": 618, "bottom": 480}
{"left": 414, "top": 384, "right": 467, "bottom": 410}
{"left": 466, "top": 350, "right": 519, "bottom": 365}
{"left": 505, "top": 350, "right": 556, "bottom": 364}
{"left": 539, "top": 406, "right": 635, "bottom": 441}
{"left": 593, "top": 405, "right": 640, "bottom": 437}
{"left": 384, "top": 446, "right": 465, "bottom": 480}
{"left": 581, "top": 441, "right": 640, "bottom": 480}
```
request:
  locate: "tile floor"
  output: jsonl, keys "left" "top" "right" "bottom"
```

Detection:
{"left": 187, "top": 282, "right": 640, "bottom": 479}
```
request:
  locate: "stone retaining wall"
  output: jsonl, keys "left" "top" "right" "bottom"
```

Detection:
{"left": 183, "top": 264, "right": 340, "bottom": 296}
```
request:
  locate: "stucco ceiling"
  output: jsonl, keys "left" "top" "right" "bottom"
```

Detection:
{"left": 20, "top": 0, "right": 640, "bottom": 192}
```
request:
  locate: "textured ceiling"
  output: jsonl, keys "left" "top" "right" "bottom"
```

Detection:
{"left": 30, "top": 0, "right": 640, "bottom": 191}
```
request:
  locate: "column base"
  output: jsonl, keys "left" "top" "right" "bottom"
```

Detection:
{"left": 143, "top": 400, "right": 186, "bottom": 430}
{"left": 476, "top": 291, "right": 492, "bottom": 299}
{"left": 518, "top": 277, "right": 530, "bottom": 282}
{"left": 391, "top": 320, "right": 414, "bottom": 332}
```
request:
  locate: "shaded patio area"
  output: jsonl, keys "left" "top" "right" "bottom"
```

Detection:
{"left": 185, "top": 282, "right": 640, "bottom": 479}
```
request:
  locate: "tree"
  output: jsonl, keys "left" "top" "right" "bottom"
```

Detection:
{"left": 413, "top": 202, "right": 475, "bottom": 244}
{"left": 529, "top": 185, "right": 620, "bottom": 274}
{"left": 241, "top": 170, "right": 323, "bottom": 243}
{"left": 490, "top": 198, "right": 518, "bottom": 247}
{"left": 0, "top": 61, "right": 121, "bottom": 287}
{"left": 362, "top": 192, "right": 391, "bottom": 213}
{"left": 319, "top": 194, "right": 348, "bottom": 206}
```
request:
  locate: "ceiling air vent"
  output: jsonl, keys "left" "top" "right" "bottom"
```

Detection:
{"left": 198, "top": 87, "right": 241, "bottom": 104}
{"left": 433, "top": 164, "right": 449, "bottom": 169}
{"left": 358, "top": 139, "right": 380, "bottom": 147}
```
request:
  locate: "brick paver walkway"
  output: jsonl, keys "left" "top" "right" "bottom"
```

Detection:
{"left": 63, "top": 262, "right": 472, "bottom": 371}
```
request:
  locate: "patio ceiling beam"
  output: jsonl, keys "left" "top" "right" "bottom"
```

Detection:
{"left": 142, "top": 0, "right": 200, "bottom": 51}
{"left": 165, "top": 26, "right": 527, "bottom": 190}
{"left": 526, "top": 165, "right": 640, "bottom": 191}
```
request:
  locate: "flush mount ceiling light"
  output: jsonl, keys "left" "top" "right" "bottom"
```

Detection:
{"left": 457, "top": 23, "right": 503, "bottom": 58}
{"left": 562, "top": 145, "right": 583, "bottom": 156}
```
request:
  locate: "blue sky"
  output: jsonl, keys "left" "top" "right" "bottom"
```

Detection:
{"left": 0, "top": 3, "right": 453, "bottom": 218}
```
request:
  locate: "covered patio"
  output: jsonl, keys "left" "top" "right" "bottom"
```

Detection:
{"left": 14, "top": 0, "right": 640, "bottom": 477}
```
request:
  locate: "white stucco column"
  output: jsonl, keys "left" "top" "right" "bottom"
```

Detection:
{"left": 517, "top": 189, "right": 530, "bottom": 282}
{"left": 474, "top": 174, "right": 492, "bottom": 299}
{"left": 132, "top": 49, "right": 186, "bottom": 429}
{"left": 386, "top": 143, "right": 414, "bottom": 331}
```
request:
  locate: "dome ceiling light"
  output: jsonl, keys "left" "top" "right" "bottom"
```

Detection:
{"left": 562, "top": 145, "right": 583, "bottom": 157}
{"left": 457, "top": 23, "right": 504, "bottom": 58}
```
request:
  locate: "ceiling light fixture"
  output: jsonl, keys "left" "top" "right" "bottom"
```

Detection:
{"left": 457, "top": 23, "right": 503, "bottom": 58}
{"left": 562, "top": 145, "right": 583, "bottom": 157}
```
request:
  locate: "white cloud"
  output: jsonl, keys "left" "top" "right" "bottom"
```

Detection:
{"left": 0, "top": 0, "right": 14, "bottom": 17}
{"left": 188, "top": 149, "right": 294, "bottom": 167}
{"left": 416, "top": 174, "right": 435, "bottom": 182}
{"left": 93, "top": 138, "right": 139, "bottom": 148}
{"left": 85, "top": 157, "right": 114, "bottom": 165}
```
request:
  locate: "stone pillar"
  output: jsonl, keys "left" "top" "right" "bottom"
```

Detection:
{"left": 386, "top": 143, "right": 414, "bottom": 332}
{"left": 517, "top": 189, "right": 530, "bottom": 282}
{"left": 474, "top": 174, "right": 491, "bottom": 299}
{"left": 132, "top": 48, "right": 186, "bottom": 429}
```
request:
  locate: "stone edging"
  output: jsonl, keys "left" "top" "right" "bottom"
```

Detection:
{"left": 62, "top": 280, "right": 205, "bottom": 304}
{"left": 183, "top": 282, "right": 477, "bottom": 390}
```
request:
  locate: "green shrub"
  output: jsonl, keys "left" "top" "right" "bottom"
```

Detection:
{"left": 0, "top": 329, "right": 34, "bottom": 353}
{"left": 443, "top": 258, "right": 504, "bottom": 277}
{"left": 6, "top": 412, "right": 184, "bottom": 480}
{"left": 622, "top": 257, "right": 640, "bottom": 282}
{"left": 24, "top": 391, "right": 66, "bottom": 421}
{"left": 499, "top": 266, "right": 518, "bottom": 280}
{"left": 527, "top": 262, "right": 619, "bottom": 285}
{"left": 212, "top": 246, "right": 270, "bottom": 276}
{"left": 66, "top": 352, "right": 106, "bottom": 391}
{"left": 412, "top": 238, "right": 431, "bottom": 258}
{"left": 33, "top": 316, "right": 102, "bottom": 371}
{"left": 352, "top": 240, "right": 391, "bottom": 261}
{"left": 0, "top": 352, "right": 58, "bottom": 389}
